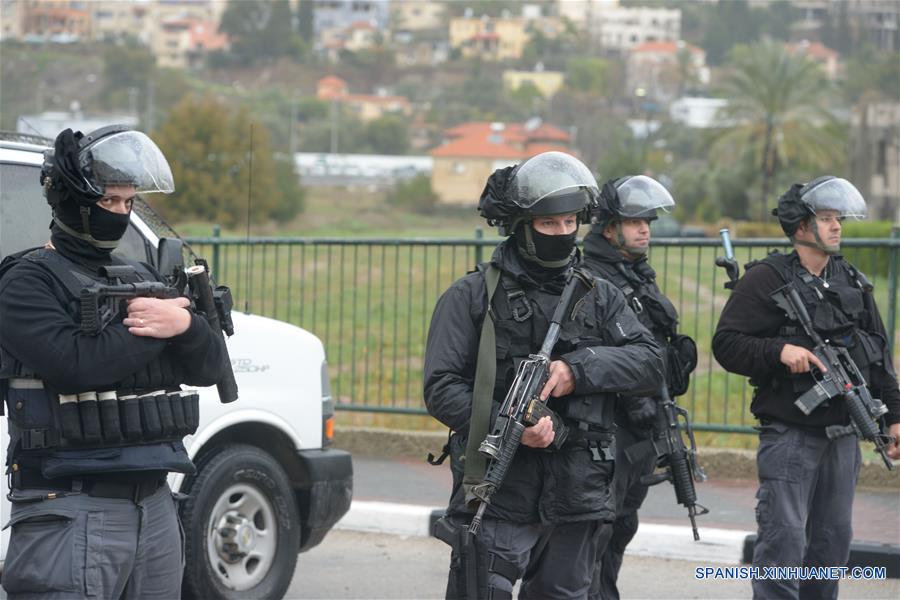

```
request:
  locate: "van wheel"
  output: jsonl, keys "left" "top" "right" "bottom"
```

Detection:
{"left": 180, "top": 444, "right": 300, "bottom": 600}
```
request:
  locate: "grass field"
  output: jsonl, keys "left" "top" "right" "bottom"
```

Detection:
{"left": 174, "top": 188, "right": 899, "bottom": 451}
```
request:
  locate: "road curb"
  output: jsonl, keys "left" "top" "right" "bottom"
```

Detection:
{"left": 336, "top": 501, "right": 900, "bottom": 578}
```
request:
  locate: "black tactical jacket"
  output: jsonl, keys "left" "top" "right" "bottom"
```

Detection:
{"left": 0, "top": 240, "right": 227, "bottom": 477}
{"left": 424, "top": 240, "right": 663, "bottom": 524}
{"left": 582, "top": 234, "right": 680, "bottom": 430}
{"left": 713, "top": 251, "right": 900, "bottom": 428}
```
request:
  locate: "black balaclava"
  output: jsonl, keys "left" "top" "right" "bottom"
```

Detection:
{"left": 44, "top": 129, "right": 131, "bottom": 266}
{"left": 512, "top": 222, "right": 576, "bottom": 283}
{"left": 50, "top": 201, "right": 130, "bottom": 266}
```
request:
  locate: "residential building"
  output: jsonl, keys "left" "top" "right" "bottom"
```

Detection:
{"left": 785, "top": 39, "right": 840, "bottom": 80}
{"left": 596, "top": 5, "right": 681, "bottom": 53}
{"left": 391, "top": 0, "right": 444, "bottom": 31}
{"left": 17, "top": 0, "right": 91, "bottom": 42}
{"left": 851, "top": 102, "right": 900, "bottom": 220}
{"left": 315, "top": 75, "right": 412, "bottom": 122}
{"left": 392, "top": 27, "right": 449, "bottom": 67}
{"left": 430, "top": 120, "right": 573, "bottom": 205}
{"left": 89, "top": 1, "right": 154, "bottom": 44}
{"left": 153, "top": 16, "right": 227, "bottom": 69}
{"left": 319, "top": 19, "right": 380, "bottom": 59}
{"left": 791, "top": 0, "right": 899, "bottom": 52}
{"left": 669, "top": 97, "right": 728, "bottom": 129}
{"left": 1, "top": 0, "right": 24, "bottom": 40}
{"left": 449, "top": 16, "right": 529, "bottom": 61}
{"left": 502, "top": 67, "right": 566, "bottom": 98}
{"left": 313, "top": 0, "right": 389, "bottom": 37}
{"left": 626, "top": 40, "right": 708, "bottom": 104}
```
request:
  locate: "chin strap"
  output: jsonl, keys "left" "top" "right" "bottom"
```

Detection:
{"left": 52, "top": 208, "right": 120, "bottom": 250}
{"left": 791, "top": 233, "right": 840, "bottom": 256}
{"left": 609, "top": 222, "right": 648, "bottom": 259}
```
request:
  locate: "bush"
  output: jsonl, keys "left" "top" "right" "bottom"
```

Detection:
{"left": 841, "top": 220, "right": 897, "bottom": 278}
{"left": 386, "top": 175, "right": 437, "bottom": 215}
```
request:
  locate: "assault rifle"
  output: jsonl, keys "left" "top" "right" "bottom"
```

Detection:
{"left": 80, "top": 265, "right": 183, "bottom": 334}
{"left": 468, "top": 267, "right": 591, "bottom": 535}
{"left": 638, "top": 385, "right": 708, "bottom": 540}
{"left": 771, "top": 284, "right": 894, "bottom": 470}
{"left": 80, "top": 255, "right": 238, "bottom": 404}
{"left": 187, "top": 259, "right": 238, "bottom": 404}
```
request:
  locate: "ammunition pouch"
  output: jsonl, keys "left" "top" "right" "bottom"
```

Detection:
{"left": 666, "top": 334, "right": 697, "bottom": 397}
{"left": 433, "top": 516, "right": 517, "bottom": 600}
{"left": 5, "top": 378, "right": 200, "bottom": 453}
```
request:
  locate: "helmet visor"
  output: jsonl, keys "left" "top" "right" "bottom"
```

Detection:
{"left": 511, "top": 151, "right": 599, "bottom": 209}
{"left": 801, "top": 177, "right": 867, "bottom": 219}
{"left": 81, "top": 131, "right": 174, "bottom": 196}
{"left": 616, "top": 175, "right": 675, "bottom": 218}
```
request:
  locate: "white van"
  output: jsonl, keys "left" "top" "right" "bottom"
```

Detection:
{"left": 0, "top": 135, "right": 353, "bottom": 599}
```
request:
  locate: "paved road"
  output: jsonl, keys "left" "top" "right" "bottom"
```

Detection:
{"left": 287, "top": 529, "right": 900, "bottom": 600}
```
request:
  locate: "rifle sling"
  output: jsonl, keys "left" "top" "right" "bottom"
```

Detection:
{"left": 462, "top": 264, "right": 501, "bottom": 503}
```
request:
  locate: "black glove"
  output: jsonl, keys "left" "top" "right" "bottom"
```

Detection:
{"left": 624, "top": 396, "right": 658, "bottom": 429}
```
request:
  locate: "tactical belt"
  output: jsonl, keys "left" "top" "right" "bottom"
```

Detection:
{"left": 12, "top": 470, "right": 166, "bottom": 502}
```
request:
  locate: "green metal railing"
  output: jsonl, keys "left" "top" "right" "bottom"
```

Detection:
{"left": 185, "top": 230, "right": 900, "bottom": 435}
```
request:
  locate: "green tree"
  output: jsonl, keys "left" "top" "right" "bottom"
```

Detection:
{"left": 565, "top": 57, "right": 610, "bottom": 95}
{"left": 711, "top": 41, "right": 842, "bottom": 221}
{"left": 103, "top": 43, "right": 155, "bottom": 90}
{"left": 701, "top": 0, "right": 757, "bottom": 66}
{"left": 219, "top": 0, "right": 297, "bottom": 65}
{"left": 386, "top": 174, "right": 438, "bottom": 215}
{"left": 153, "top": 95, "right": 303, "bottom": 227}
{"left": 365, "top": 115, "right": 409, "bottom": 155}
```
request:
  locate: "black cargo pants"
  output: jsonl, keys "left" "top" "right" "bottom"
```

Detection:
{"left": 751, "top": 420, "right": 860, "bottom": 600}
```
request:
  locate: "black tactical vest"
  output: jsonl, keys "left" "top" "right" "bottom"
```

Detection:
{"left": 0, "top": 248, "right": 196, "bottom": 477}
{"left": 749, "top": 251, "right": 884, "bottom": 396}
{"left": 488, "top": 268, "right": 616, "bottom": 433}
{"left": 585, "top": 259, "right": 678, "bottom": 343}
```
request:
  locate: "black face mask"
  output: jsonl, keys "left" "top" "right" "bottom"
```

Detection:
{"left": 55, "top": 200, "right": 131, "bottom": 243}
{"left": 530, "top": 228, "right": 577, "bottom": 262}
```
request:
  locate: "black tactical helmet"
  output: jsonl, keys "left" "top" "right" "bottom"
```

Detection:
{"left": 773, "top": 176, "right": 867, "bottom": 237}
{"left": 478, "top": 151, "right": 599, "bottom": 236}
{"left": 41, "top": 125, "right": 174, "bottom": 209}
{"left": 591, "top": 175, "right": 675, "bottom": 229}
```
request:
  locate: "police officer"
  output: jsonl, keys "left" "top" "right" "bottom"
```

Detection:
{"left": 0, "top": 126, "right": 227, "bottom": 598}
{"left": 424, "top": 152, "right": 664, "bottom": 599}
{"left": 712, "top": 176, "right": 900, "bottom": 600}
{"left": 582, "top": 175, "right": 694, "bottom": 600}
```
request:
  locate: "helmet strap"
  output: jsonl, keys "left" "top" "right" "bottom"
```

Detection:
{"left": 610, "top": 221, "right": 648, "bottom": 259}
{"left": 52, "top": 206, "right": 121, "bottom": 250}
{"left": 793, "top": 219, "right": 839, "bottom": 255}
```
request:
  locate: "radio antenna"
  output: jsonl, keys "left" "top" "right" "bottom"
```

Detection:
{"left": 244, "top": 124, "right": 254, "bottom": 314}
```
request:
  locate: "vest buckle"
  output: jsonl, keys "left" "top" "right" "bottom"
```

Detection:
{"left": 507, "top": 290, "right": 533, "bottom": 322}
{"left": 22, "top": 428, "right": 58, "bottom": 450}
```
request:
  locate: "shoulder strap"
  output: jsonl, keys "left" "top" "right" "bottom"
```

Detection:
{"left": 747, "top": 251, "right": 792, "bottom": 285}
{"left": 462, "top": 263, "right": 501, "bottom": 498}
{"left": 22, "top": 248, "right": 97, "bottom": 300}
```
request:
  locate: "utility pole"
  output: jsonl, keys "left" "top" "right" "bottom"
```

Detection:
{"left": 330, "top": 98, "right": 339, "bottom": 154}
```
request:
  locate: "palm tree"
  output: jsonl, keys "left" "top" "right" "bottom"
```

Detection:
{"left": 711, "top": 40, "right": 843, "bottom": 221}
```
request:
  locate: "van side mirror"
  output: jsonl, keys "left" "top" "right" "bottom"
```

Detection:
{"left": 157, "top": 237, "right": 185, "bottom": 283}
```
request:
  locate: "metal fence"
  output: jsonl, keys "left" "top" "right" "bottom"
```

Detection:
{"left": 185, "top": 230, "right": 900, "bottom": 435}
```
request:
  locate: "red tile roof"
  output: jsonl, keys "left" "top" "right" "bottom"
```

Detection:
{"left": 431, "top": 121, "right": 573, "bottom": 158}
{"left": 431, "top": 136, "right": 526, "bottom": 159}
{"left": 632, "top": 41, "right": 703, "bottom": 55}
{"left": 787, "top": 40, "right": 839, "bottom": 60}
